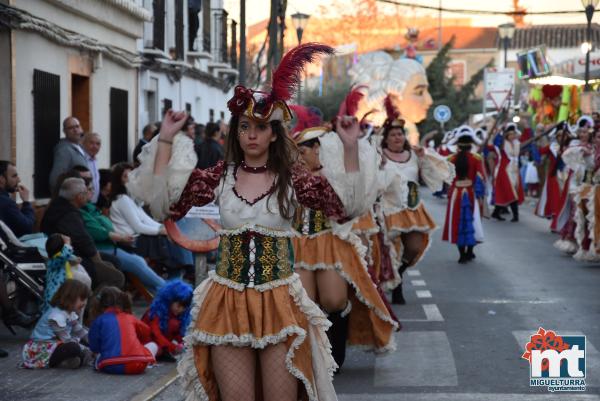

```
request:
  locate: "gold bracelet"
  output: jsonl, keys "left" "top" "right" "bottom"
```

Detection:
{"left": 158, "top": 138, "right": 173, "bottom": 145}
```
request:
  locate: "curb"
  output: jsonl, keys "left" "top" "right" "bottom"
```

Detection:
{"left": 130, "top": 368, "right": 178, "bottom": 401}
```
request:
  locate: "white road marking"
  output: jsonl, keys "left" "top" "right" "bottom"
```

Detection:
{"left": 411, "top": 279, "right": 426, "bottom": 286}
{"left": 479, "top": 299, "right": 558, "bottom": 304}
{"left": 512, "top": 330, "right": 599, "bottom": 387}
{"left": 374, "top": 331, "right": 457, "bottom": 387}
{"left": 406, "top": 269, "right": 421, "bottom": 276}
{"left": 395, "top": 304, "right": 444, "bottom": 322}
{"left": 339, "top": 394, "right": 600, "bottom": 401}
{"left": 416, "top": 290, "right": 432, "bottom": 298}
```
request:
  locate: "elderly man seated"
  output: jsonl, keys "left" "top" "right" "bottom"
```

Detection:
{"left": 40, "top": 177, "right": 124, "bottom": 290}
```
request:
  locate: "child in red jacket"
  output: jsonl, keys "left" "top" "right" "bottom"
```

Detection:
{"left": 89, "top": 287, "right": 157, "bottom": 374}
{"left": 142, "top": 280, "right": 192, "bottom": 362}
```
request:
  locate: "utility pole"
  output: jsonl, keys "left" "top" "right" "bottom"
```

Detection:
{"left": 239, "top": 0, "right": 246, "bottom": 85}
{"left": 267, "top": 0, "right": 279, "bottom": 82}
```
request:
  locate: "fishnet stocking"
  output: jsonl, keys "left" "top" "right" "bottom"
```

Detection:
{"left": 259, "top": 343, "right": 298, "bottom": 401}
{"left": 211, "top": 345, "right": 256, "bottom": 401}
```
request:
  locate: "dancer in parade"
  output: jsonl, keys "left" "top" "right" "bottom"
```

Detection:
{"left": 128, "top": 43, "right": 379, "bottom": 401}
{"left": 290, "top": 91, "right": 398, "bottom": 372}
{"left": 490, "top": 122, "right": 549, "bottom": 222}
{"left": 441, "top": 126, "right": 487, "bottom": 263}
{"left": 535, "top": 122, "right": 567, "bottom": 222}
{"left": 554, "top": 116, "right": 594, "bottom": 254}
{"left": 560, "top": 116, "right": 598, "bottom": 261}
{"left": 378, "top": 97, "right": 454, "bottom": 304}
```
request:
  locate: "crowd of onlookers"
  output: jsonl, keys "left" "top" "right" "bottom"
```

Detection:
{"left": 0, "top": 114, "right": 225, "bottom": 373}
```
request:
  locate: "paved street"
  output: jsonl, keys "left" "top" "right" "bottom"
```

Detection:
{"left": 2, "top": 193, "right": 600, "bottom": 401}
{"left": 159, "top": 193, "right": 600, "bottom": 401}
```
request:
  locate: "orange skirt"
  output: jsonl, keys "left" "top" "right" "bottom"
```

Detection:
{"left": 292, "top": 231, "right": 398, "bottom": 352}
{"left": 384, "top": 203, "right": 436, "bottom": 270}
{"left": 351, "top": 212, "right": 379, "bottom": 236}
{"left": 178, "top": 273, "right": 337, "bottom": 401}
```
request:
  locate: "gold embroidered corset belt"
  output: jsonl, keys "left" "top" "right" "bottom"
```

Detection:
{"left": 407, "top": 181, "right": 421, "bottom": 209}
{"left": 216, "top": 230, "right": 294, "bottom": 287}
{"left": 293, "top": 208, "right": 332, "bottom": 235}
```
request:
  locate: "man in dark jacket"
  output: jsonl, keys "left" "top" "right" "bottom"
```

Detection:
{"left": 41, "top": 177, "right": 124, "bottom": 290}
{"left": 49, "top": 117, "right": 88, "bottom": 192}
{"left": 195, "top": 122, "right": 224, "bottom": 169}
{"left": 133, "top": 123, "right": 157, "bottom": 166}
{"left": 0, "top": 161, "right": 35, "bottom": 237}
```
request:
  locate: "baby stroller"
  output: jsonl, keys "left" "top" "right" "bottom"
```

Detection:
{"left": 0, "top": 222, "right": 46, "bottom": 322}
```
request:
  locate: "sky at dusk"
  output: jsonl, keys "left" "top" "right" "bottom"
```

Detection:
{"left": 224, "top": 0, "right": 588, "bottom": 28}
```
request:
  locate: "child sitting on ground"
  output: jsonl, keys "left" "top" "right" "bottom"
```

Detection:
{"left": 142, "top": 280, "right": 192, "bottom": 361}
{"left": 89, "top": 287, "right": 157, "bottom": 374}
{"left": 22, "top": 279, "right": 92, "bottom": 369}
{"left": 42, "top": 234, "right": 92, "bottom": 313}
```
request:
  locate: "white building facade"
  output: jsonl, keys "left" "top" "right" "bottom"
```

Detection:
{"left": 0, "top": 0, "right": 149, "bottom": 199}
{"left": 137, "top": 0, "right": 237, "bottom": 130}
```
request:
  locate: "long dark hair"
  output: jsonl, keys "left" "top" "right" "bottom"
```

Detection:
{"left": 224, "top": 115, "right": 298, "bottom": 219}
{"left": 382, "top": 124, "right": 411, "bottom": 152}
{"left": 455, "top": 144, "right": 471, "bottom": 179}
{"left": 109, "top": 162, "right": 133, "bottom": 202}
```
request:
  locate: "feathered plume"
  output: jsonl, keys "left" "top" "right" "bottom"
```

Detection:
{"left": 338, "top": 85, "right": 367, "bottom": 117}
{"left": 384, "top": 94, "right": 400, "bottom": 122}
{"left": 266, "top": 43, "right": 335, "bottom": 104}
{"left": 290, "top": 105, "right": 323, "bottom": 136}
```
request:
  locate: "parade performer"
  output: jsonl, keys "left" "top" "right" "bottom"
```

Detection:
{"left": 128, "top": 43, "right": 380, "bottom": 401}
{"left": 491, "top": 123, "right": 547, "bottom": 222}
{"left": 560, "top": 117, "right": 598, "bottom": 260}
{"left": 378, "top": 97, "right": 454, "bottom": 303}
{"left": 290, "top": 95, "right": 398, "bottom": 371}
{"left": 554, "top": 116, "right": 594, "bottom": 253}
{"left": 535, "top": 123, "right": 566, "bottom": 220}
{"left": 442, "top": 126, "right": 486, "bottom": 263}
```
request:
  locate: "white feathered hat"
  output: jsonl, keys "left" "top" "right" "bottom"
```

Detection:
{"left": 568, "top": 115, "right": 594, "bottom": 137}
{"left": 448, "top": 125, "right": 481, "bottom": 146}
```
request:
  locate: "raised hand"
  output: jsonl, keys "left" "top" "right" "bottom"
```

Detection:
{"left": 160, "top": 110, "right": 188, "bottom": 140}
{"left": 335, "top": 116, "right": 360, "bottom": 149}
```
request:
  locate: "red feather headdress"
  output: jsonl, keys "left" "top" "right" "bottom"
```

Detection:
{"left": 338, "top": 85, "right": 367, "bottom": 117}
{"left": 227, "top": 43, "right": 335, "bottom": 123}
{"left": 290, "top": 105, "right": 323, "bottom": 136}
{"left": 383, "top": 94, "right": 405, "bottom": 130}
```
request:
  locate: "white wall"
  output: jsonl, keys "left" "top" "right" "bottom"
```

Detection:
{"left": 14, "top": 30, "right": 138, "bottom": 193}
{"left": 138, "top": 69, "right": 232, "bottom": 135}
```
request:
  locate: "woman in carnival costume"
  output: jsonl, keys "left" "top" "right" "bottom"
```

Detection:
{"left": 554, "top": 116, "right": 594, "bottom": 254}
{"left": 128, "top": 43, "right": 379, "bottom": 401}
{"left": 378, "top": 97, "right": 454, "bottom": 304}
{"left": 559, "top": 116, "right": 600, "bottom": 261}
{"left": 290, "top": 91, "right": 398, "bottom": 371}
{"left": 535, "top": 122, "right": 567, "bottom": 222}
{"left": 441, "top": 126, "right": 487, "bottom": 263}
{"left": 490, "top": 122, "right": 548, "bottom": 222}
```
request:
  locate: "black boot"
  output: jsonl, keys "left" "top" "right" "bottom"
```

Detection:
{"left": 510, "top": 202, "right": 519, "bottom": 222}
{"left": 491, "top": 207, "right": 506, "bottom": 221}
{"left": 0, "top": 348, "right": 7, "bottom": 358}
{"left": 466, "top": 246, "right": 475, "bottom": 261}
{"left": 391, "top": 282, "right": 406, "bottom": 305}
{"left": 457, "top": 246, "right": 469, "bottom": 264}
{"left": 327, "top": 303, "right": 350, "bottom": 372}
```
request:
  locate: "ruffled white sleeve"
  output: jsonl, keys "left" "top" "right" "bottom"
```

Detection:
{"left": 418, "top": 148, "right": 456, "bottom": 191}
{"left": 127, "top": 133, "right": 198, "bottom": 221}
{"left": 562, "top": 146, "right": 593, "bottom": 172}
{"left": 318, "top": 133, "right": 381, "bottom": 218}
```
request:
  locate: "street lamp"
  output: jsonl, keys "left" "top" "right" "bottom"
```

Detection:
{"left": 582, "top": 0, "right": 599, "bottom": 91}
{"left": 291, "top": 12, "right": 310, "bottom": 44}
{"left": 498, "top": 23, "right": 516, "bottom": 69}
{"left": 291, "top": 12, "right": 311, "bottom": 104}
